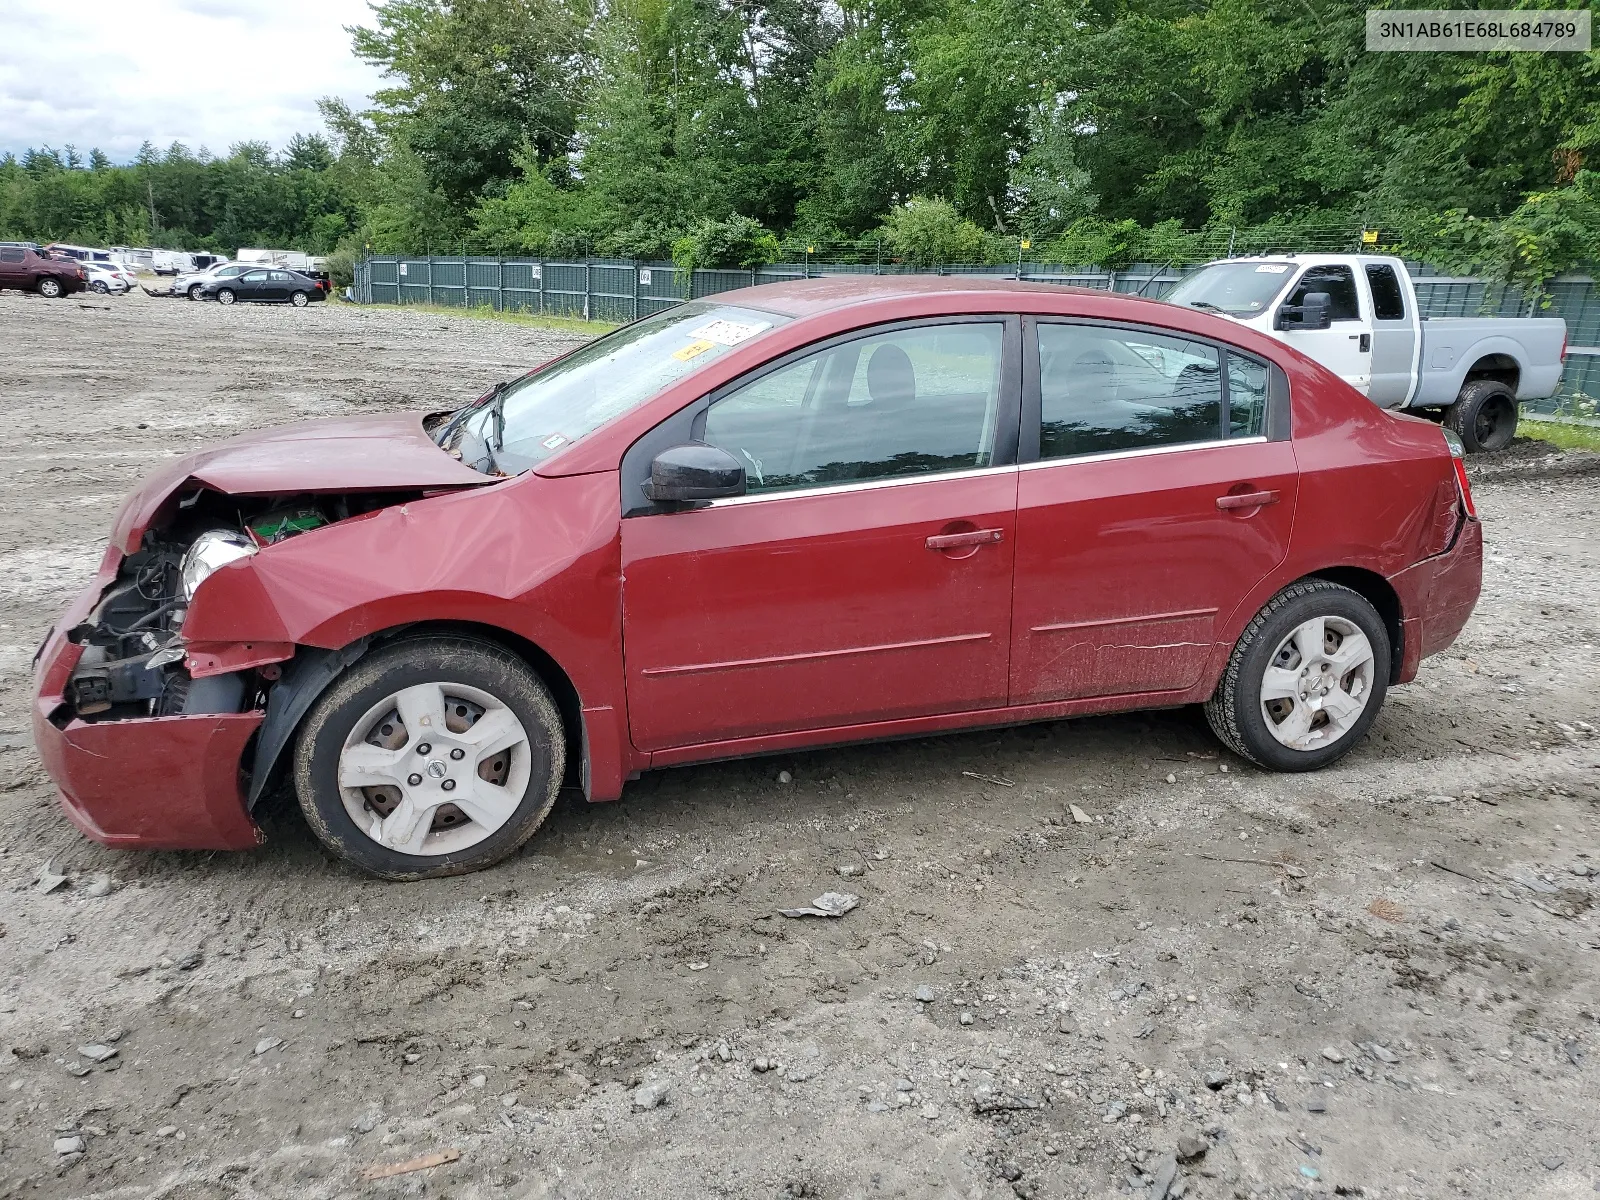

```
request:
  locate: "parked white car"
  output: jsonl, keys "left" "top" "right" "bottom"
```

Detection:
{"left": 81, "top": 261, "right": 133, "bottom": 295}
{"left": 1165, "top": 254, "right": 1568, "bottom": 451}
{"left": 174, "top": 260, "right": 254, "bottom": 301}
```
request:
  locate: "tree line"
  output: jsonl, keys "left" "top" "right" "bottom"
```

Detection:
{"left": 3, "top": 0, "right": 1597, "bottom": 290}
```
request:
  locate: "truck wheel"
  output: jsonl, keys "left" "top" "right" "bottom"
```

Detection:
{"left": 1204, "top": 580, "right": 1390, "bottom": 772}
{"left": 292, "top": 636, "right": 565, "bottom": 880}
{"left": 1444, "top": 380, "right": 1517, "bottom": 453}
{"left": 37, "top": 277, "right": 62, "bottom": 298}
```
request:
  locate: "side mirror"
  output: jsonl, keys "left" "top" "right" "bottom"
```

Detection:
{"left": 1275, "top": 291, "right": 1332, "bottom": 331}
{"left": 642, "top": 442, "right": 746, "bottom": 505}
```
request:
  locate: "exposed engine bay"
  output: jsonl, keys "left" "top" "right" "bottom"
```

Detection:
{"left": 62, "top": 488, "right": 423, "bottom": 723}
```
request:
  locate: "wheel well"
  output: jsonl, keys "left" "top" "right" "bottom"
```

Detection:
{"left": 1463, "top": 354, "right": 1519, "bottom": 394}
{"left": 367, "top": 621, "right": 587, "bottom": 791}
{"left": 1304, "top": 567, "right": 1404, "bottom": 684}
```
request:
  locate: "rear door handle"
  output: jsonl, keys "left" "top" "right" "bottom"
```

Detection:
{"left": 926, "top": 528, "right": 1004, "bottom": 550}
{"left": 1216, "top": 490, "right": 1280, "bottom": 511}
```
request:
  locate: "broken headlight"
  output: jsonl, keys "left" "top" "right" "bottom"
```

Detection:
{"left": 179, "top": 530, "right": 257, "bottom": 601}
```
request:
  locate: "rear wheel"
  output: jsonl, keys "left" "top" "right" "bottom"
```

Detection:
{"left": 290, "top": 290, "right": 310, "bottom": 307}
{"left": 1205, "top": 580, "right": 1390, "bottom": 772}
{"left": 216, "top": 288, "right": 236, "bottom": 305}
{"left": 293, "top": 637, "right": 565, "bottom": 880}
{"left": 92, "top": 281, "right": 108, "bottom": 294}
{"left": 37, "top": 277, "right": 62, "bottom": 298}
{"left": 1444, "top": 380, "right": 1517, "bottom": 453}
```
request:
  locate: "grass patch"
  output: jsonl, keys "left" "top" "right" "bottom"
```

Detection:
{"left": 1520, "top": 418, "right": 1600, "bottom": 453}
{"left": 357, "top": 299, "right": 617, "bottom": 337}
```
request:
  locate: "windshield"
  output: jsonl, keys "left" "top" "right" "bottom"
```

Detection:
{"left": 450, "top": 302, "right": 787, "bottom": 474}
{"left": 1166, "top": 261, "right": 1295, "bottom": 317}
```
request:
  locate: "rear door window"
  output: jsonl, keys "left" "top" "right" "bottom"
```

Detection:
{"left": 1365, "top": 264, "right": 1406, "bottom": 321}
{"left": 1035, "top": 324, "right": 1223, "bottom": 458}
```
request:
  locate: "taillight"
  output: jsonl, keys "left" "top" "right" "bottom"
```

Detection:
{"left": 1441, "top": 428, "right": 1477, "bottom": 519}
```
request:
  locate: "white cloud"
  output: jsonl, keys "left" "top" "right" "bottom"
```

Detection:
{"left": 0, "top": 0, "right": 387, "bottom": 161}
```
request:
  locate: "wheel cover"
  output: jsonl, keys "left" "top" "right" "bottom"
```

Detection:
{"left": 337, "top": 681, "right": 532, "bottom": 857}
{"left": 1259, "top": 616, "right": 1376, "bottom": 751}
{"left": 41, "top": 279, "right": 60, "bottom": 296}
{"left": 292, "top": 292, "right": 308, "bottom": 306}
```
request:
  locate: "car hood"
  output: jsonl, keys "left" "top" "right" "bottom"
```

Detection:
{"left": 108, "top": 412, "right": 492, "bottom": 554}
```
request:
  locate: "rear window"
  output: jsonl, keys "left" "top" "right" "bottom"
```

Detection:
{"left": 1365, "top": 264, "right": 1406, "bottom": 321}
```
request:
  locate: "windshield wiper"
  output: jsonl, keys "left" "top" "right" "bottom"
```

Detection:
{"left": 433, "top": 380, "right": 508, "bottom": 450}
{"left": 1185, "top": 300, "right": 1226, "bottom": 312}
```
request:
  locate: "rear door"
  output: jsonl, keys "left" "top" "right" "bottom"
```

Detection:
{"left": 1363, "top": 262, "right": 1416, "bottom": 407}
{"left": 621, "top": 318, "right": 1022, "bottom": 752}
{"left": 1010, "top": 319, "right": 1298, "bottom": 703}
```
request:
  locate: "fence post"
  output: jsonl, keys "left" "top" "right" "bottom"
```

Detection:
{"left": 584, "top": 261, "right": 592, "bottom": 321}
{"left": 633, "top": 263, "right": 640, "bottom": 322}
{"left": 537, "top": 260, "right": 545, "bottom": 314}
{"left": 426, "top": 257, "right": 434, "bottom": 306}
{"left": 497, "top": 256, "right": 504, "bottom": 312}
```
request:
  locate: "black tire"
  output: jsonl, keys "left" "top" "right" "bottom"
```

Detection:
{"left": 1444, "top": 380, "right": 1517, "bottom": 453}
{"left": 292, "top": 637, "right": 565, "bottom": 880}
{"left": 216, "top": 288, "right": 236, "bottom": 305}
{"left": 1204, "top": 580, "right": 1390, "bottom": 772}
{"left": 290, "top": 290, "right": 310, "bottom": 307}
{"left": 188, "top": 284, "right": 204, "bottom": 301}
{"left": 37, "top": 277, "right": 62, "bottom": 298}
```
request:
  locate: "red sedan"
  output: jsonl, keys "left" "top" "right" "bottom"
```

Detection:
{"left": 32, "top": 278, "right": 1481, "bottom": 878}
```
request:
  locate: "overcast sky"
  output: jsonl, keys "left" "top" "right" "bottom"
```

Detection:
{"left": 1, "top": 0, "right": 387, "bottom": 162}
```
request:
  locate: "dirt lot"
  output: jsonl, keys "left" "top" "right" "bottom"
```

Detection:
{"left": 0, "top": 288, "right": 1597, "bottom": 1200}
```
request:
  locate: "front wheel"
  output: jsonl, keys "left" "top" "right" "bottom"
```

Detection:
{"left": 37, "top": 277, "right": 62, "bottom": 298}
{"left": 187, "top": 284, "right": 204, "bottom": 301}
{"left": 216, "top": 288, "right": 235, "bottom": 305}
{"left": 293, "top": 637, "right": 565, "bottom": 879}
{"left": 1444, "top": 380, "right": 1517, "bottom": 453}
{"left": 290, "top": 290, "right": 310, "bottom": 307}
{"left": 1205, "top": 580, "right": 1390, "bottom": 772}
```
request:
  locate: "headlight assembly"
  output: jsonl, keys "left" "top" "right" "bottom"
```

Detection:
{"left": 179, "top": 530, "right": 256, "bottom": 601}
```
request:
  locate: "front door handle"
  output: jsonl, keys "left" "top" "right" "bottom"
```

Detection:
{"left": 926, "top": 528, "right": 1004, "bottom": 550}
{"left": 1216, "top": 490, "right": 1280, "bottom": 511}
{"left": 1350, "top": 333, "right": 1371, "bottom": 352}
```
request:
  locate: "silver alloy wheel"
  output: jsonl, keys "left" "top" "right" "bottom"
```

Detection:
{"left": 291, "top": 290, "right": 309, "bottom": 307}
{"left": 217, "top": 289, "right": 235, "bottom": 305}
{"left": 39, "top": 278, "right": 61, "bottom": 297}
{"left": 1258, "top": 615, "right": 1376, "bottom": 751}
{"left": 337, "top": 681, "right": 532, "bottom": 857}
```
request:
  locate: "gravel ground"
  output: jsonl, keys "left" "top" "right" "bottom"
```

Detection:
{"left": 0, "top": 288, "right": 1597, "bottom": 1200}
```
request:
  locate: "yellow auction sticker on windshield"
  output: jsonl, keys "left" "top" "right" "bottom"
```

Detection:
{"left": 673, "top": 339, "right": 717, "bottom": 362}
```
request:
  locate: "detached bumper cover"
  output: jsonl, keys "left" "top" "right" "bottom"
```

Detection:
{"left": 32, "top": 575, "right": 265, "bottom": 852}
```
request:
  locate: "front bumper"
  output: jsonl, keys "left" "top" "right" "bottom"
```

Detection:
{"left": 31, "top": 576, "right": 265, "bottom": 852}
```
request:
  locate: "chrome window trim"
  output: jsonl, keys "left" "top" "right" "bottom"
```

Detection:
{"left": 1019, "top": 435, "right": 1267, "bottom": 472}
{"left": 706, "top": 462, "right": 1019, "bottom": 507}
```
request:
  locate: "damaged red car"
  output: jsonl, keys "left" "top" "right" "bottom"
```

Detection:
{"left": 32, "top": 278, "right": 1482, "bottom": 879}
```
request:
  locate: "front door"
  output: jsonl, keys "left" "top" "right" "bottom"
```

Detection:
{"left": 236, "top": 270, "right": 270, "bottom": 300}
{"left": 1010, "top": 320, "right": 1298, "bottom": 704}
{"left": 1277, "top": 263, "right": 1373, "bottom": 395}
{"left": 621, "top": 319, "right": 1021, "bottom": 752}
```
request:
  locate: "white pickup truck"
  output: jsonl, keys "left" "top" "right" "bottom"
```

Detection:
{"left": 1165, "top": 254, "right": 1568, "bottom": 451}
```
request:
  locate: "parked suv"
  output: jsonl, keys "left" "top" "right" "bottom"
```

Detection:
{"left": 0, "top": 246, "right": 86, "bottom": 297}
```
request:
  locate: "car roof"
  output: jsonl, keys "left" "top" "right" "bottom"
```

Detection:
{"left": 728, "top": 274, "right": 1121, "bottom": 318}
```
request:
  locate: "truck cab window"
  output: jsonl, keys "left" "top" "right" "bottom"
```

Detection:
{"left": 1365, "top": 264, "right": 1406, "bottom": 321}
{"left": 1289, "top": 266, "right": 1360, "bottom": 321}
